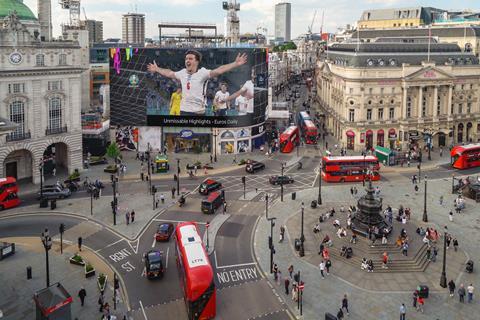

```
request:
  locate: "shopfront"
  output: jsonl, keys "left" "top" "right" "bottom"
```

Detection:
{"left": 408, "top": 130, "right": 421, "bottom": 148}
{"left": 366, "top": 130, "right": 373, "bottom": 149}
{"left": 346, "top": 130, "right": 355, "bottom": 150}
{"left": 377, "top": 129, "right": 384, "bottom": 147}
{"left": 163, "top": 127, "right": 211, "bottom": 153}
{"left": 388, "top": 129, "right": 397, "bottom": 149}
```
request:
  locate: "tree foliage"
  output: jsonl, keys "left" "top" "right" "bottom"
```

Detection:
{"left": 106, "top": 142, "right": 120, "bottom": 160}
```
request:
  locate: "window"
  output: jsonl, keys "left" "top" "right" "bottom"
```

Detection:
{"left": 48, "top": 97, "right": 62, "bottom": 129}
{"left": 406, "top": 97, "right": 412, "bottom": 118}
{"left": 380, "top": 88, "right": 384, "bottom": 95}
{"left": 349, "top": 88, "right": 353, "bottom": 94}
{"left": 437, "top": 96, "right": 441, "bottom": 115}
{"left": 9, "top": 100, "right": 25, "bottom": 136}
{"left": 8, "top": 83, "right": 25, "bottom": 94}
{"left": 59, "top": 54, "right": 67, "bottom": 65}
{"left": 458, "top": 103, "right": 463, "bottom": 114}
{"left": 36, "top": 54, "right": 45, "bottom": 66}
{"left": 391, "top": 88, "right": 395, "bottom": 93}
{"left": 369, "top": 88, "right": 373, "bottom": 94}
{"left": 367, "top": 109, "right": 372, "bottom": 120}
{"left": 467, "top": 103, "right": 471, "bottom": 113}
{"left": 422, "top": 96, "right": 427, "bottom": 117}
{"left": 48, "top": 81, "right": 62, "bottom": 91}
{"left": 378, "top": 108, "right": 384, "bottom": 120}
{"left": 451, "top": 104, "right": 454, "bottom": 114}
{"left": 349, "top": 109, "right": 355, "bottom": 122}
{"left": 389, "top": 108, "right": 394, "bottom": 119}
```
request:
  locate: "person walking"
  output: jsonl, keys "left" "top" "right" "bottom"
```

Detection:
{"left": 78, "top": 237, "right": 82, "bottom": 252}
{"left": 416, "top": 296, "right": 424, "bottom": 313}
{"left": 325, "top": 259, "right": 332, "bottom": 275}
{"left": 284, "top": 277, "right": 290, "bottom": 295}
{"left": 125, "top": 211, "right": 130, "bottom": 225}
{"left": 130, "top": 210, "right": 135, "bottom": 223}
{"left": 171, "top": 187, "right": 176, "bottom": 199}
{"left": 52, "top": 167, "right": 56, "bottom": 177}
{"left": 448, "top": 279, "right": 456, "bottom": 297}
{"left": 336, "top": 308, "right": 344, "bottom": 320}
{"left": 319, "top": 260, "right": 326, "bottom": 279}
{"left": 467, "top": 284, "right": 474, "bottom": 303}
{"left": 273, "top": 264, "right": 278, "bottom": 282}
{"left": 279, "top": 226, "right": 285, "bottom": 242}
{"left": 78, "top": 287, "right": 87, "bottom": 306}
{"left": 341, "top": 294, "right": 349, "bottom": 315}
{"left": 160, "top": 193, "right": 165, "bottom": 204}
{"left": 458, "top": 283, "right": 466, "bottom": 303}
{"left": 453, "top": 238, "right": 459, "bottom": 252}
{"left": 399, "top": 303, "right": 406, "bottom": 320}
{"left": 288, "top": 265, "right": 294, "bottom": 278}
{"left": 223, "top": 201, "right": 227, "bottom": 214}
{"left": 439, "top": 195, "right": 444, "bottom": 206}
{"left": 382, "top": 252, "right": 389, "bottom": 269}
{"left": 449, "top": 210, "right": 454, "bottom": 222}
{"left": 98, "top": 293, "right": 104, "bottom": 312}
{"left": 412, "top": 290, "right": 418, "bottom": 309}
{"left": 402, "top": 242, "right": 409, "bottom": 256}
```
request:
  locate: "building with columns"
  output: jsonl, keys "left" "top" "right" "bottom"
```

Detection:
{"left": 0, "top": 0, "right": 85, "bottom": 183}
{"left": 316, "top": 41, "right": 480, "bottom": 151}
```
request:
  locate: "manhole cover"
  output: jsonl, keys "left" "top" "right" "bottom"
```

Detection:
{"left": 217, "top": 222, "right": 243, "bottom": 238}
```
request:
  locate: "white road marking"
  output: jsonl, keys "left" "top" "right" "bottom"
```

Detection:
{"left": 141, "top": 267, "right": 146, "bottom": 277}
{"left": 128, "top": 239, "right": 139, "bottom": 254}
{"left": 214, "top": 250, "right": 218, "bottom": 269}
{"left": 166, "top": 247, "right": 170, "bottom": 269}
{"left": 98, "top": 239, "right": 124, "bottom": 252}
{"left": 151, "top": 237, "right": 156, "bottom": 248}
{"left": 216, "top": 261, "right": 257, "bottom": 269}
{"left": 152, "top": 218, "right": 206, "bottom": 225}
{"left": 139, "top": 300, "right": 148, "bottom": 320}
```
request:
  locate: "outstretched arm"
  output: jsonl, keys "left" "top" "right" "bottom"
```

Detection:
{"left": 147, "top": 60, "right": 176, "bottom": 79}
{"left": 210, "top": 53, "right": 247, "bottom": 78}
{"left": 226, "top": 87, "right": 246, "bottom": 102}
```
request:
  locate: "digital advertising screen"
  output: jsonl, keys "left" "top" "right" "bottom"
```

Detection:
{"left": 109, "top": 47, "right": 268, "bottom": 128}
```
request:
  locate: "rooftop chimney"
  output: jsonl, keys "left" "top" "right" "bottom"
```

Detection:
{"left": 38, "top": 0, "right": 52, "bottom": 41}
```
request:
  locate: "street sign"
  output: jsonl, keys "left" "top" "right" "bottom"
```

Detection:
{"left": 298, "top": 284, "right": 305, "bottom": 291}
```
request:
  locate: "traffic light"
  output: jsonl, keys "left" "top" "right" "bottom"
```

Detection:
{"left": 417, "top": 164, "right": 421, "bottom": 170}
{"left": 242, "top": 176, "right": 246, "bottom": 184}
{"left": 59, "top": 223, "right": 65, "bottom": 234}
{"left": 151, "top": 186, "right": 157, "bottom": 194}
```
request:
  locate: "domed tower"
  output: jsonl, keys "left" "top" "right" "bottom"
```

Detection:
{"left": 0, "top": 0, "right": 41, "bottom": 44}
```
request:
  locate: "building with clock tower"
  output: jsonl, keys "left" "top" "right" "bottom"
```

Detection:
{"left": 0, "top": 0, "right": 85, "bottom": 183}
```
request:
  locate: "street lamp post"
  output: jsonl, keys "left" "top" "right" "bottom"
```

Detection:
{"left": 206, "top": 221, "right": 210, "bottom": 251}
{"left": 299, "top": 202, "right": 305, "bottom": 257}
{"left": 265, "top": 194, "right": 276, "bottom": 274}
{"left": 176, "top": 159, "right": 180, "bottom": 196}
{"left": 362, "top": 154, "right": 366, "bottom": 187}
{"left": 422, "top": 175, "right": 428, "bottom": 222}
{"left": 213, "top": 131, "right": 218, "bottom": 162}
{"left": 41, "top": 228, "right": 52, "bottom": 287}
{"left": 59, "top": 223, "right": 65, "bottom": 254}
{"left": 280, "top": 163, "right": 285, "bottom": 202}
{"left": 418, "top": 151, "right": 422, "bottom": 183}
{"left": 317, "top": 163, "right": 322, "bottom": 205}
{"left": 451, "top": 174, "right": 455, "bottom": 194}
{"left": 111, "top": 174, "right": 117, "bottom": 226}
{"left": 147, "top": 143, "right": 152, "bottom": 194}
{"left": 39, "top": 160, "right": 44, "bottom": 201}
{"left": 440, "top": 226, "right": 448, "bottom": 288}
{"left": 90, "top": 188, "right": 93, "bottom": 216}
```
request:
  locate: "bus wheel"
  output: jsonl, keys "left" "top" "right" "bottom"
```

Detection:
{"left": 0, "top": 205, "right": 4, "bottom": 211}
{"left": 340, "top": 178, "right": 345, "bottom": 183}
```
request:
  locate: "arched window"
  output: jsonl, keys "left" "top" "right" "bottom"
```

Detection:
{"left": 9, "top": 100, "right": 25, "bottom": 138}
{"left": 48, "top": 97, "right": 62, "bottom": 130}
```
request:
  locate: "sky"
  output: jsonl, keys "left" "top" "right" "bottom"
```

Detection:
{"left": 23, "top": 0, "right": 480, "bottom": 40}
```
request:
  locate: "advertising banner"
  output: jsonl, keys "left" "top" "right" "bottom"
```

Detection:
{"left": 138, "top": 126, "right": 162, "bottom": 152}
{"left": 110, "top": 48, "right": 268, "bottom": 128}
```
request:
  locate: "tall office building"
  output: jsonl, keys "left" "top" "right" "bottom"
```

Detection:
{"left": 122, "top": 13, "right": 145, "bottom": 45}
{"left": 275, "top": 2, "right": 291, "bottom": 42}
{"left": 85, "top": 19, "right": 103, "bottom": 44}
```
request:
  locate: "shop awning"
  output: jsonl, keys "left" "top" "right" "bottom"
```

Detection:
{"left": 377, "top": 129, "right": 384, "bottom": 135}
{"left": 346, "top": 130, "right": 355, "bottom": 137}
{"left": 366, "top": 129, "right": 373, "bottom": 136}
{"left": 388, "top": 128, "right": 397, "bottom": 140}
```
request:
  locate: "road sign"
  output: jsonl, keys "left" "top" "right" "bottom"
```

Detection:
{"left": 298, "top": 283, "right": 305, "bottom": 291}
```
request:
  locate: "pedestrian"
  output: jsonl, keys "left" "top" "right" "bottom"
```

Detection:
{"left": 173, "top": 174, "right": 177, "bottom": 182}
{"left": 448, "top": 279, "right": 456, "bottom": 297}
{"left": 210, "top": 154, "right": 213, "bottom": 163}
{"left": 341, "top": 294, "right": 349, "bottom": 315}
{"left": 155, "top": 199, "right": 159, "bottom": 208}
{"left": 160, "top": 193, "right": 165, "bottom": 204}
{"left": 400, "top": 303, "right": 406, "bottom": 320}
{"left": 449, "top": 210, "right": 453, "bottom": 222}
{"left": 319, "top": 260, "right": 325, "bottom": 279}
{"left": 171, "top": 187, "right": 176, "bottom": 199}
{"left": 273, "top": 264, "right": 278, "bottom": 281}
{"left": 350, "top": 187, "right": 354, "bottom": 196}
{"left": 416, "top": 296, "right": 424, "bottom": 312}
{"left": 431, "top": 246, "right": 438, "bottom": 262}
{"left": 78, "top": 237, "right": 82, "bottom": 252}
{"left": 279, "top": 226, "right": 285, "bottom": 242}
{"left": 284, "top": 277, "right": 290, "bottom": 295}
{"left": 292, "top": 283, "right": 298, "bottom": 302}
{"left": 52, "top": 167, "right": 56, "bottom": 177}
{"left": 446, "top": 234, "right": 451, "bottom": 249}
{"left": 440, "top": 147, "right": 443, "bottom": 157}
{"left": 336, "top": 308, "right": 344, "bottom": 320}
{"left": 414, "top": 185, "right": 419, "bottom": 192}
{"left": 223, "top": 201, "right": 227, "bottom": 214}
{"left": 325, "top": 259, "right": 332, "bottom": 275}
{"left": 98, "top": 293, "right": 104, "bottom": 312}
{"left": 412, "top": 290, "right": 418, "bottom": 308}
{"left": 439, "top": 195, "right": 444, "bottom": 205}
{"left": 103, "top": 302, "right": 110, "bottom": 317}
{"left": 467, "top": 284, "right": 474, "bottom": 303}
{"left": 204, "top": 167, "right": 208, "bottom": 175}
{"left": 453, "top": 238, "right": 459, "bottom": 251}
{"left": 382, "top": 252, "right": 389, "bottom": 269}
{"left": 458, "top": 284, "right": 466, "bottom": 303}
{"left": 78, "top": 287, "right": 87, "bottom": 306}
{"left": 131, "top": 210, "right": 135, "bottom": 223}
{"left": 288, "top": 265, "right": 294, "bottom": 278}
{"left": 125, "top": 211, "right": 130, "bottom": 225}
{"left": 382, "top": 234, "right": 388, "bottom": 245}
{"left": 402, "top": 242, "right": 409, "bottom": 256}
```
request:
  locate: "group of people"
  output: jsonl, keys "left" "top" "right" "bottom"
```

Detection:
{"left": 272, "top": 263, "right": 304, "bottom": 303}
{"left": 361, "top": 257, "right": 374, "bottom": 272}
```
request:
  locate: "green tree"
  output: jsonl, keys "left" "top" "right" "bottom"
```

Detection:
{"left": 106, "top": 142, "right": 120, "bottom": 160}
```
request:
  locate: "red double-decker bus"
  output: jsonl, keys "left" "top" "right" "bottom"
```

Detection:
{"left": 321, "top": 156, "right": 380, "bottom": 183}
{"left": 175, "top": 222, "right": 216, "bottom": 320}
{"left": 451, "top": 143, "right": 480, "bottom": 169}
{"left": 297, "top": 112, "right": 317, "bottom": 144}
{"left": 279, "top": 126, "right": 300, "bottom": 153}
{"left": 0, "top": 177, "right": 20, "bottom": 211}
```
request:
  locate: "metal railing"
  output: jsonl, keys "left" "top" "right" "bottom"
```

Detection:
{"left": 45, "top": 126, "right": 67, "bottom": 135}
{"left": 6, "top": 131, "right": 31, "bottom": 142}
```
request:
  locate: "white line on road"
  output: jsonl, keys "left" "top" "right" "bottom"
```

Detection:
{"left": 139, "top": 300, "right": 148, "bottom": 320}
{"left": 216, "top": 261, "right": 257, "bottom": 269}
{"left": 166, "top": 247, "right": 170, "bottom": 269}
{"left": 151, "top": 237, "right": 156, "bottom": 248}
{"left": 152, "top": 218, "right": 206, "bottom": 225}
{"left": 96, "top": 238, "right": 124, "bottom": 252}
{"left": 214, "top": 250, "right": 218, "bottom": 269}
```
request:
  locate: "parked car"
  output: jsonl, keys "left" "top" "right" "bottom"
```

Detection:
{"left": 144, "top": 250, "right": 164, "bottom": 279}
{"left": 269, "top": 175, "right": 294, "bottom": 185}
{"left": 199, "top": 179, "right": 222, "bottom": 195}
{"left": 155, "top": 223, "right": 174, "bottom": 241}
{"left": 246, "top": 160, "right": 265, "bottom": 174}
{"left": 37, "top": 185, "right": 71, "bottom": 199}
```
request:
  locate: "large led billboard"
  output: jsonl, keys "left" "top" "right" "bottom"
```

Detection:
{"left": 109, "top": 48, "right": 268, "bottom": 127}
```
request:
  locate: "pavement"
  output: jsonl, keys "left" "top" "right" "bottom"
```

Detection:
{"left": 0, "top": 237, "right": 128, "bottom": 320}
{"left": 254, "top": 176, "right": 480, "bottom": 320}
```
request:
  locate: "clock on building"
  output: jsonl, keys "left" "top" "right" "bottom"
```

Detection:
{"left": 9, "top": 52, "right": 23, "bottom": 65}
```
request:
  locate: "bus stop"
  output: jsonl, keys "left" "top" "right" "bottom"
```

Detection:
{"left": 34, "top": 283, "right": 72, "bottom": 320}
{"left": 375, "top": 146, "right": 395, "bottom": 166}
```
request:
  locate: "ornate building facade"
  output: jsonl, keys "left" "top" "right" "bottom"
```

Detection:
{"left": 316, "top": 41, "right": 480, "bottom": 151}
{"left": 0, "top": 0, "right": 85, "bottom": 183}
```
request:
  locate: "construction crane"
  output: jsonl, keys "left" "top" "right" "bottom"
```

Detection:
{"left": 82, "top": 7, "right": 88, "bottom": 21}
{"left": 59, "top": 0, "right": 81, "bottom": 28}
{"left": 308, "top": 10, "right": 317, "bottom": 34}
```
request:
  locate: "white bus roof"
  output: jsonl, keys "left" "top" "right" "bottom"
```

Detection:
{"left": 179, "top": 224, "right": 209, "bottom": 268}
{"left": 324, "top": 156, "right": 378, "bottom": 161}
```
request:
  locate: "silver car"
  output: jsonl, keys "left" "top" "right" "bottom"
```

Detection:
{"left": 38, "top": 186, "right": 71, "bottom": 199}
